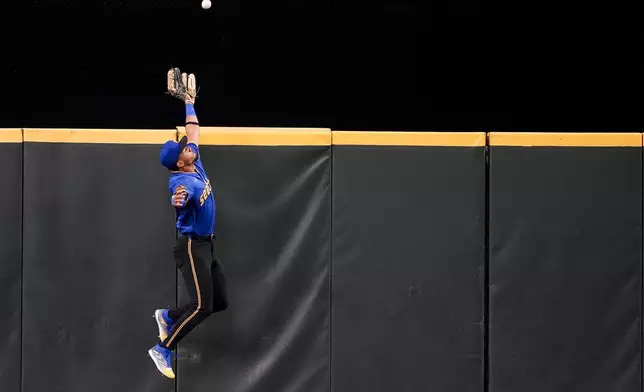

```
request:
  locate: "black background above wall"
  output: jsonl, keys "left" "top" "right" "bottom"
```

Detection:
{"left": 1, "top": 0, "right": 640, "bottom": 132}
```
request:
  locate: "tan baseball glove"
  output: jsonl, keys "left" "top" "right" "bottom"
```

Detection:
{"left": 167, "top": 67, "right": 198, "bottom": 102}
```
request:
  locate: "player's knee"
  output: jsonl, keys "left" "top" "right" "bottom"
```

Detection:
{"left": 198, "top": 305, "right": 213, "bottom": 318}
{"left": 184, "top": 301, "right": 211, "bottom": 318}
{"left": 184, "top": 301, "right": 199, "bottom": 313}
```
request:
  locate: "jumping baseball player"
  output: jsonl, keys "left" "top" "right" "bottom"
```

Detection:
{"left": 148, "top": 69, "right": 228, "bottom": 379}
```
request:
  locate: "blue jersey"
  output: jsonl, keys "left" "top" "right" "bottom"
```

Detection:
{"left": 168, "top": 143, "right": 216, "bottom": 236}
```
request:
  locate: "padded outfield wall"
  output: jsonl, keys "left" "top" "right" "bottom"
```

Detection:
{"left": 0, "top": 128, "right": 641, "bottom": 392}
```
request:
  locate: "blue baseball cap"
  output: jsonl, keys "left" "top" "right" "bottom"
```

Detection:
{"left": 160, "top": 135, "right": 188, "bottom": 170}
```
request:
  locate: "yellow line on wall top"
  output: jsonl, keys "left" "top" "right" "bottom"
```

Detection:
{"left": 0, "top": 129, "right": 23, "bottom": 143}
{"left": 12, "top": 128, "right": 644, "bottom": 147}
{"left": 332, "top": 131, "right": 486, "bottom": 146}
{"left": 177, "top": 127, "right": 332, "bottom": 146}
{"left": 489, "top": 132, "right": 642, "bottom": 147}
{"left": 23, "top": 129, "right": 177, "bottom": 144}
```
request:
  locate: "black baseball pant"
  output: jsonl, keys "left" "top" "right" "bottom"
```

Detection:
{"left": 161, "top": 233, "right": 228, "bottom": 350}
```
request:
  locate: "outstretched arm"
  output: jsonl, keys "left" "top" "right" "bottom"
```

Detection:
{"left": 167, "top": 68, "right": 201, "bottom": 146}
{"left": 185, "top": 94, "right": 200, "bottom": 146}
{"left": 184, "top": 72, "right": 199, "bottom": 146}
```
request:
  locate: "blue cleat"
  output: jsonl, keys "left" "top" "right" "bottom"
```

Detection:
{"left": 148, "top": 344, "right": 175, "bottom": 379}
{"left": 154, "top": 309, "right": 175, "bottom": 342}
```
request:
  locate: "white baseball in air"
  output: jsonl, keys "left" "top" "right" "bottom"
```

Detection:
{"left": 202, "top": 0, "right": 211, "bottom": 9}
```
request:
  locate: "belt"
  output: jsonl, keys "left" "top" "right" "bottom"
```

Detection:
{"left": 180, "top": 233, "right": 215, "bottom": 241}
